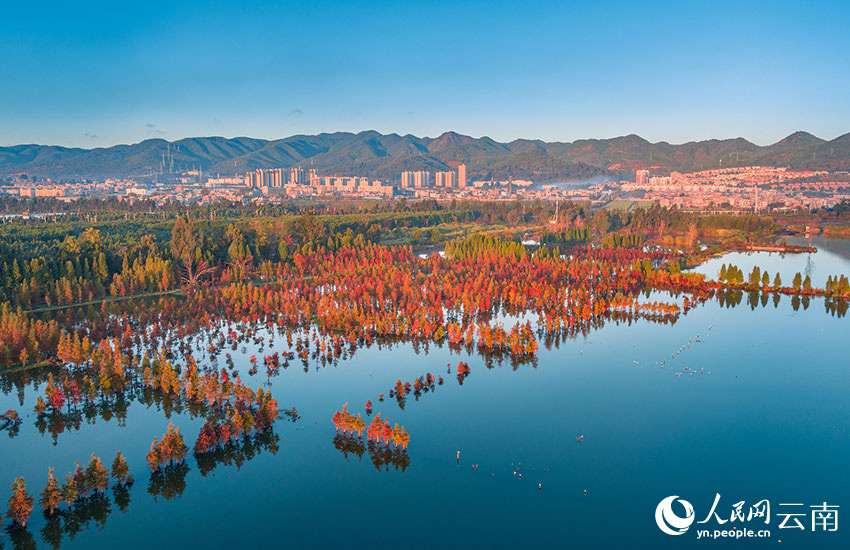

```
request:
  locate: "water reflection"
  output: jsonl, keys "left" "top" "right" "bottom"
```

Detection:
{"left": 23, "top": 483, "right": 133, "bottom": 550}
{"left": 1, "top": 409, "right": 21, "bottom": 438}
{"left": 0, "top": 252, "right": 847, "bottom": 547}
{"left": 195, "top": 430, "right": 280, "bottom": 477}
{"left": 147, "top": 462, "right": 189, "bottom": 502}
{"left": 332, "top": 433, "right": 411, "bottom": 473}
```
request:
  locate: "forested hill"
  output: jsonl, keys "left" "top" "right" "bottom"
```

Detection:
{"left": 2, "top": 130, "right": 849, "bottom": 181}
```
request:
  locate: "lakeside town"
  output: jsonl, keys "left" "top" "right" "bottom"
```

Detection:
{"left": 3, "top": 163, "right": 849, "bottom": 213}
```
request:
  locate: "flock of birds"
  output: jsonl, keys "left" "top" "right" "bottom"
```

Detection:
{"left": 645, "top": 322, "right": 717, "bottom": 378}
{"left": 453, "top": 323, "right": 728, "bottom": 493}
{"left": 456, "top": 445, "right": 589, "bottom": 496}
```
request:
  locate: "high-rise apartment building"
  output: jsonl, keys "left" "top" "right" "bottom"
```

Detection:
{"left": 435, "top": 171, "right": 457, "bottom": 188}
{"left": 413, "top": 170, "right": 431, "bottom": 189}
{"left": 245, "top": 168, "right": 287, "bottom": 188}
{"left": 401, "top": 171, "right": 414, "bottom": 189}
{"left": 271, "top": 168, "right": 283, "bottom": 187}
{"left": 457, "top": 164, "right": 467, "bottom": 188}
{"left": 402, "top": 170, "right": 431, "bottom": 188}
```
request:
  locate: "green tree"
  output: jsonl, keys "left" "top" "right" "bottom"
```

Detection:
{"left": 749, "top": 266, "right": 761, "bottom": 287}
{"left": 96, "top": 252, "right": 109, "bottom": 282}
{"left": 792, "top": 272, "right": 802, "bottom": 291}
{"left": 590, "top": 209, "right": 611, "bottom": 234}
{"left": 294, "top": 212, "right": 326, "bottom": 244}
{"left": 277, "top": 240, "right": 291, "bottom": 262}
{"left": 170, "top": 216, "right": 200, "bottom": 266}
{"left": 170, "top": 216, "right": 214, "bottom": 290}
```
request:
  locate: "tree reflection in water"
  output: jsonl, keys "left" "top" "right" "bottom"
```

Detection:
{"left": 195, "top": 429, "right": 280, "bottom": 477}
{"left": 147, "top": 461, "right": 189, "bottom": 502}
{"left": 32, "top": 490, "right": 119, "bottom": 550}
{"left": 333, "top": 432, "right": 411, "bottom": 473}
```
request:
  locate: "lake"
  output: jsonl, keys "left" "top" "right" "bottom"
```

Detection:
{"left": 1, "top": 242, "right": 849, "bottom": 549}
{"left": 693, "top": 236, "right": 850, "bottom": 289}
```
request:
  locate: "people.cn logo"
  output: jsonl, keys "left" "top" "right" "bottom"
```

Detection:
{"left": 655, "top": 496, "right": 696, "bottom": 535}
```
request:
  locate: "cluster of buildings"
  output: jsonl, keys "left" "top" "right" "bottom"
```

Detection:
{"left": 0, "top": 176, "right": 124, "bottom": 201}
{"left": 622, "top": 166, "right": 850, "bottom": 210}
{"left": 400, "top": 165, "right": 467, "bottom": 190}
{"left": 244, "top": 167, "right": 311, "bottom": 188}
{"left": 241, "top": 167, "right": 394, "bottom": 198}
{"left": 235, "top": 164, "right": 470, "bottom": 199}
{"left": 3, "top": 163, "right": 849, "bottom": 211}
{"left": 635, "top": 169, "right": 673, "bottom": 187}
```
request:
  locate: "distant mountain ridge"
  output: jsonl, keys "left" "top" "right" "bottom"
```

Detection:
{"left": 2, "top": 130, "right": 849, "bottom": 181}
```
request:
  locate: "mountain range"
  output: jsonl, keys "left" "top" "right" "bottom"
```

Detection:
{"left": 2, "top": 130, "right": 849, "bottom": 181}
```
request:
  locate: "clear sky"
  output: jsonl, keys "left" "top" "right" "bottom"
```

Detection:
{"left": 2, "top": 0, "right": 849, "bottom": 147}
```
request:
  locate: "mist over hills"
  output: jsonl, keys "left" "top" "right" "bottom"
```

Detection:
{"left": 2, "top": 130, "right": 849, "bottom": 181}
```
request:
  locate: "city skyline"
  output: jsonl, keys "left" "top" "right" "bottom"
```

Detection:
{"left": 2, "top": 1, "right": 850, "bottom": 147}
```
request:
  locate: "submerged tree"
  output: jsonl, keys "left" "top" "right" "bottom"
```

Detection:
{"left": 38, "top": 468, "right": 61, "bottom": 516}
{"left": 111, "top": 451, "right": 132, "bottom": 486}
{"left": 60, "top": 473, "right": 78, "bottom": 510}
{"left": 86, "top": 454, "right": 110, "bottom": 495}
{"left": 6, "top": 477, "right": 34, "bottom": 529}
{"left": 72, "top": 461, "right": 88, "bottom": 499}
{"left": 147, "top": 423, "right": 189, "bottom": 470}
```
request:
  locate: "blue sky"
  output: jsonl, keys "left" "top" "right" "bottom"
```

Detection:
{"left": 1, "top": 0, "right": 849, "bottom": 147}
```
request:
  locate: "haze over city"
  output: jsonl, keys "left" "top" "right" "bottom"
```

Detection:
{"left": 2, "top": 0, "right": 850, "bottom": 147}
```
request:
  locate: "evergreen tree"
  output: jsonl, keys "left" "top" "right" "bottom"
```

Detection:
{"left": 749, "top": 266, "right": 761, "bottom": 287}
{"left": 96, "top": 252, "right": 109, "bottom": 282}
{"left": 170, "top": 216, "right": 200, "bottom": 266}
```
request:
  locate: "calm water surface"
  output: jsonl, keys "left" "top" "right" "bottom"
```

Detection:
{"left": 1, "top": 242, "right": 849, "bottom": 549}
{"left": 694, "top": 236, "right": 850, "bottom": 288}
